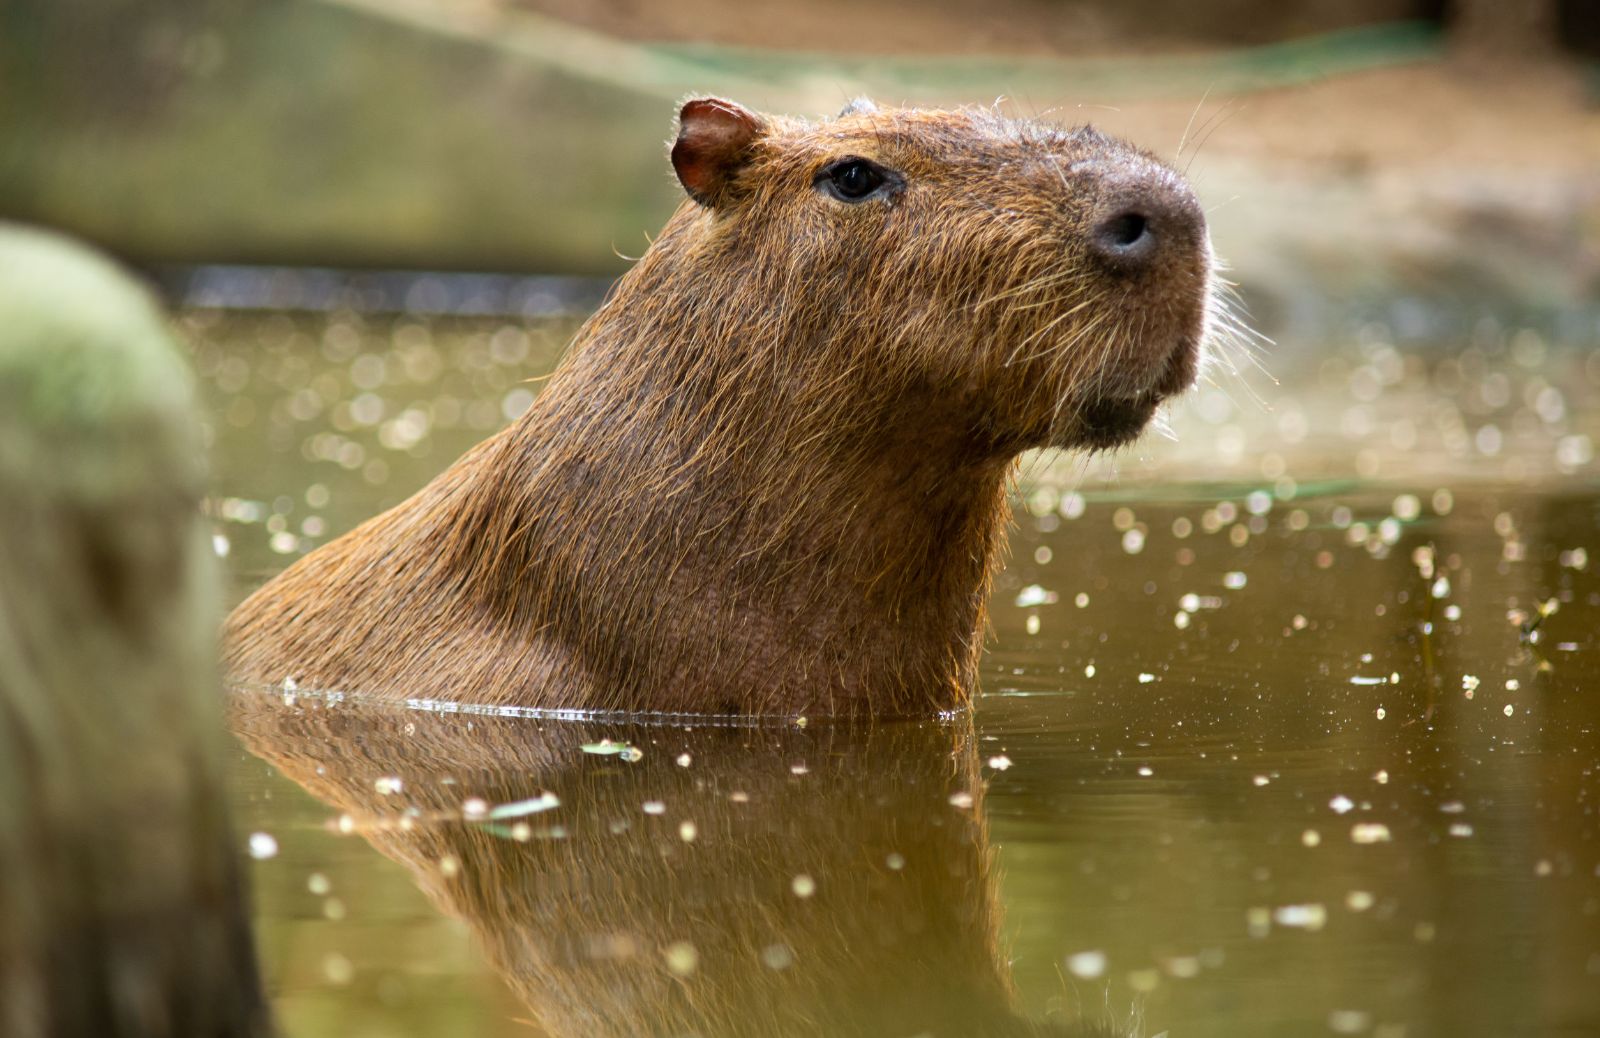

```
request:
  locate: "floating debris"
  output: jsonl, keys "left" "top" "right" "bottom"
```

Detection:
{"left": 1014, "top": 585, "right": 1059, "bottom": 608}
{"left": 478, "top": 821, "right": 537, "bottom": 842}
{"left": 1518, "top": 598, "right": 1559, "bottom": 643}
{"left": 664, "top": 941, "right": 698, "bottom": 977}
{"left": 1273, "top": 903, "right": 1327, "bottom": 931}
{"left": 484, "top": 792, "right": 560, "bottom": 820}
{"left": 1066, "top": 950, "right": 1107, "bottom": 979}
{"left": 582, "top": 739, "right": 643, "bottom": 762}
{"left": 247, "top": 832, "right": 279, "bottom": 860}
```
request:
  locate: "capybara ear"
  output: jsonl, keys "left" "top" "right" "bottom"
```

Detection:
{"left": 672, "top": 97, "right": 767, "bottom": 208}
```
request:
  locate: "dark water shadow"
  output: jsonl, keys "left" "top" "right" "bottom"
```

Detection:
{"left": 231, "top": 691, "right": 1123, "bottom": 1037}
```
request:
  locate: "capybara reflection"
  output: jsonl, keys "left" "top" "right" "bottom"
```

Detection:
{"left": 232, "top": 694, "right": 1123, "bottom": 1036}
{"left": 226, "top": 97, "right": 1214, "bottom": 716}
{"left": 0, "top": 226, "right": 270, "bottom": 1037}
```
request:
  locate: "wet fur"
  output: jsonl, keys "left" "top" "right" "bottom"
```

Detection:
{"left": 224, "top": 103, "right": 1210, "bottom": 716}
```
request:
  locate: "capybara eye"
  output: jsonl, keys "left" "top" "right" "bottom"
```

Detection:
{"left": 831, "top": 161, "right": 880, "bottom": 198}
{"left": 817, "top": 157, "right": 896, "bottom": 203}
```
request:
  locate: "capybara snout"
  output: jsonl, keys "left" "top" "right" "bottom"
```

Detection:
{"left": 688, "top": 103, "right": 1213, "bottom": 454}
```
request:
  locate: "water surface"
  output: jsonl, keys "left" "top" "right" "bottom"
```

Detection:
{"left": 197, "top": 307, "right": 1600, "bottom": 1037}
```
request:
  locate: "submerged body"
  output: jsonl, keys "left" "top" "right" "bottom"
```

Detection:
{"left": 233, "top": 697, "right": 1124, "bottom": 1037}
{"left": 225, "top": 98, "right": 1214, "bottom": 716}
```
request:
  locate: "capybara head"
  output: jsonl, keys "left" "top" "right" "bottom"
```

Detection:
{"left": 664, "top": 96, "right": 1211, "bottom": 455}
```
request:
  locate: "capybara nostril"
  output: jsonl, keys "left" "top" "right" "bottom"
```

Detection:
{"left": 1092, "top": 209, "right": 1154, "bottom": 261}
{"left": 1087, "top": 170, "right": 1205, "bottom": 273}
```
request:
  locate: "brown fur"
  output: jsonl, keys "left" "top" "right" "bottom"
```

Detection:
{"left": 225, "top": 99, "right": 1210, "bottom": 716}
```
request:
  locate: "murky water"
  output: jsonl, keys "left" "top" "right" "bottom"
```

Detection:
{"left": 193, "top": 305, "right": 1600, "bottom": 1037}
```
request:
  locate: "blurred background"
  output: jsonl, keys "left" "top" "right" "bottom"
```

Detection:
{"left": 7, "top": 4, "right": 1600, "bottom": 1036}
{"left": 3, "top": 0, "right": 1597, "bottom": 331}
{"left": 6, "top": 0, "right": 1595, "bottom": 531}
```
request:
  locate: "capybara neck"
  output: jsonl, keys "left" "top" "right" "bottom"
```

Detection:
{"left": 224, "top": 97, "right": 1213, "bottom": 716}
{"left": 449, "top": 232, "right": 1015, "bottom": 714}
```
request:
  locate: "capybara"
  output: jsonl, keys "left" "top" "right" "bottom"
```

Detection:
{"left": 225, "top": 97, "right": 1215, "bottom": 716}
{"left": 232, "top": 692, "right": 1125, "bottom": 1036}
{"left": 0, "top": 225, "right": 271, "bottom": 1037}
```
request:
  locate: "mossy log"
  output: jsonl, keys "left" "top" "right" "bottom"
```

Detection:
{"left": 0, "top": 224, "right": 271, "bottom": 1038}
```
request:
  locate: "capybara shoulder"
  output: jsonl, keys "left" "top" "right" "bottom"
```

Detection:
{"left": 225, "top": 98, "right": 1215, "bottom": 717}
